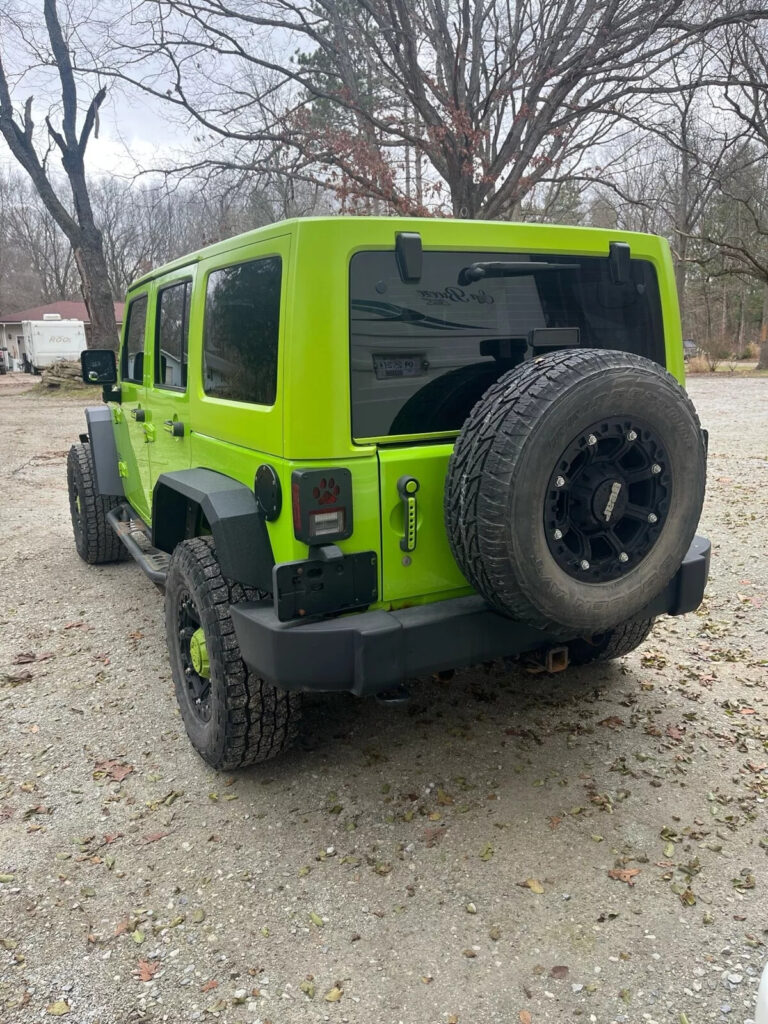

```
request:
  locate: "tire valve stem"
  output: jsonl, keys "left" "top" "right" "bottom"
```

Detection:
{"left": 586, "top": 434, "right": 597, "bottom": 446}
{"left": 648, "top": 512, "right": 658, "bottom": 524}
{"left": 619, "top": 552, "right": 629, "bottom": 563}
{"left": 626, "top": 430, "right": 638, "bottom": 441}
{"left": 580, "top": 559, "right": 590, "bottom": 570}
{"left": 553, "top": 528, "right": 563, "bottom": 540}
{"left": 651, "top": 463, "right": 662, "bottom": 474}
{"left": 555, "top": 475, "right": 566, "bottom": 488}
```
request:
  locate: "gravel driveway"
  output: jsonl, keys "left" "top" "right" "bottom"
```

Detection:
{"left": 0, "top": 373, "right": 766, "bottom": 1024}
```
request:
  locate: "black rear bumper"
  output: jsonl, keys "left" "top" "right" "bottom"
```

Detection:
{"left": 230, "top": 534, "right": 710, "bottom": 697}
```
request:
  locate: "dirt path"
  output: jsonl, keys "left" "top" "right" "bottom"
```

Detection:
{"left": 0, "top": 373, "right": 766, "bottom": 1024}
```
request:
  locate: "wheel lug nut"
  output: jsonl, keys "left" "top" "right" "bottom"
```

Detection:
{"left": 586, "top": 434, "right": 597, "bottom": 446}
{"left": 627, "top": 430, "right": 637, "bottom": 441}
{"left": 619, "top": 552, "right": 629, "bottom": 563}
{"left": 580, "top": 559, "right": 590, "bottom": 570}
{"left": 553, "top": 529, "right": 563, "bottom": 541}
{"left": 651, "top": 463, "right": 661, "bottom": 474}
{"left": 648, "top": 512, "right": 658, "bottom": 523}
{"left": 555, "top": 475, "right": 565, "bottom": 488}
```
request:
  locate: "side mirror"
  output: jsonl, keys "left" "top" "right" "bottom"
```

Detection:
{"left": 81, "top": 349, "right": 117, "bottom": 385}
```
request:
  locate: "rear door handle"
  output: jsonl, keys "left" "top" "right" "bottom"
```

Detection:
{"left": 397, "top": 476, "right": 419, "bottom": 552}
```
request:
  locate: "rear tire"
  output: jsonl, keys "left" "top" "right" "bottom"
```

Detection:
{"left": 165, "top": 537, "right": 302, "bottom": 769}
{"left": 569, "top": 618, "right": 654, "bottom": 665}
{"left": 67, "top": 443, "right": 127, "bottom": 564}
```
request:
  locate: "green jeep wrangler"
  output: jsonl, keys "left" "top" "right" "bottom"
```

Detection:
{"left": 68, "top": 217, "right": 709, "bottom": 768}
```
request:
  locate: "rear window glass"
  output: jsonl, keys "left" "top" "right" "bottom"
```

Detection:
{"left": 203, "top": 256, "right": 281, "bottom": 406}
{"left": 349, "top": 250, "right": 664, "bottom": 439}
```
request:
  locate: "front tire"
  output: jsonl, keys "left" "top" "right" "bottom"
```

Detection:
{"left": 67, "top": 443, "right": 127, "bottom": 564}
{"left": 165, "top": 538, "right": 301, "bottom": 769}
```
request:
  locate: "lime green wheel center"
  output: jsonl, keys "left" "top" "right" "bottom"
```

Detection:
{"left": 189, "top": 627, "right": 210, "bottom": 678}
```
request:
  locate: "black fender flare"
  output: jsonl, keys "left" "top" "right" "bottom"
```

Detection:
{"left": 84, "top": 406, "right": 124, "bottom": 497}
{"left": 152, "top": 469, "right": 274, "bottom": 592}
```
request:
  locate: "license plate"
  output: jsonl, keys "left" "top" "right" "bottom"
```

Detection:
{"left": 373, "top": 354, "right": 424, "bottom": 379}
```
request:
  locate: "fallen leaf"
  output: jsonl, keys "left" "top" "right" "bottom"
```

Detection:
{"left": 598, "top": 716, "right": 624, "bottom": 729}
{"left": 519, "top": 1011, "right": 532, "bottom": 1024}
{"left": 64, "top": 620, "right": 86, "bottom": 630}
{"left": 462, "top": 948, "right": 477, "bottom": 958}
{"left": 665, "top": 724, "right": 684, "bottom": 741}
{"left": 46, "top": 1001, "right": 70, "bottom": 1016}
{"left": 200, "top": 979, "right": 218, "bottom": 992}
{"left": 479, "top": 843, "right": 494, "bottom": 861}
{"left": 608, "top": 868, "right": 640, "bottom": 886}
{"left": 141, "top": 831, "right": 169, "bottom": 844}
{"left": 13, "top": 652, "right": 36, "bottom": 664}
{"left": 550, "top": 965, "right": 569, "bottom": 980}
{"left": 324, "top": 986, "right": 343, "bottom": 1002}
{"left": 137, "top": 959, "right": 158, "bottom": 982}
{"left": 94, "top": 760, "right": 134, "bottom": 782}
{"left": 518, "top": 878, "right": 544, "bottom": 894}
{"left": 422, "top": 826, "right": 447, "bottom": 847}
{"left": 548, "top": 816, "right": 562, "bottom": 830}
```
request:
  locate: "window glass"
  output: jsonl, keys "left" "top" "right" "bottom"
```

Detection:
{"left": 349, "top": 251, "right": 665, "bottom": 438}
{"left": 121, "top": 294, "right": 148, "bottom": 383}
{"left": 203, "top": 256, "right": 281, "bottom": 405}
{"left": 155, "top": 281, "right": 191, "bottom": 389}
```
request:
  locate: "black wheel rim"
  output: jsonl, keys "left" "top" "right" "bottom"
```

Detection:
{"left": 176, "top": 589, "right": 212, "bottom": 723}
{"left": 543, "top": 418, "right": 670, "bottom": 583}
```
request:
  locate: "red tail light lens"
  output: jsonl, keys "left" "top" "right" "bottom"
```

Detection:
{"left": 291, "top": 468, "right": 353, "bottom": 544}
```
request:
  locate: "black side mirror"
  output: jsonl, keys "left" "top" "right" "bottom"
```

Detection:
{"left": 81, "top": 349, "right": 117, "bottom": 385}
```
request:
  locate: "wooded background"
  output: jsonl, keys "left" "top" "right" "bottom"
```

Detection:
{"left": 1, "top": 0, "right": 768, "bottom": 362}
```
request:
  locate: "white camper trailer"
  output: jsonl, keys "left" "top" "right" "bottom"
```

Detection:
{"left": 20, "top": 315, "right": 86, "bottom": 373}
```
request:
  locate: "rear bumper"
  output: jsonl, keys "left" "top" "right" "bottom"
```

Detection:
{"left": 230, "top": 534, "right": 711, "bottom": 697}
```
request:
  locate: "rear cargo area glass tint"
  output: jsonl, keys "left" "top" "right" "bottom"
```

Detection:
{"left": 350, "top": 250, "right": 665, "bottom": 439}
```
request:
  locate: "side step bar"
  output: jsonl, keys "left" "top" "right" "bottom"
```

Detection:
{"left": 106, "top": 504, "right": 170, "bottom": 586}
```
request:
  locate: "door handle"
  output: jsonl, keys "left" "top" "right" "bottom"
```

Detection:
{"left": 130, "top": 407, "right": 146, "bottom": 422}
{"left": 164, "top": 419, "right": 185, "bottom": 437}
{"left": 397, "top": 475, "right": 419, "bottom": 552}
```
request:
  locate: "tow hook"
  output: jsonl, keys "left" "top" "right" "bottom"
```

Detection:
{"left": 523, "top": 646, "right": 570, "bottom": 675}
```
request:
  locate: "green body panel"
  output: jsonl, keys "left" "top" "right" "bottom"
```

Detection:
{"left": 111, "top": 216, "right": 685, "bottom": 610}
{"left": 377, "top": 443, "right": 469, "bottom": 602}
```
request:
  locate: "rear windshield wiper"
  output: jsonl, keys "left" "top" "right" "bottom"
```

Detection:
{"left": 458, "top": 261, "right": 581, "bottom": 285}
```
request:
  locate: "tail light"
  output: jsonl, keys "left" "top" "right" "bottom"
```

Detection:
{"left": 291, "top": 468, "right": 353, "bottom": 544}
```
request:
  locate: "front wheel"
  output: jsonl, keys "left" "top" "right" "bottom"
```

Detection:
{"left": 67, "top": 443, "right": 127, "bottom": 564}
{"left": 165, "top": 538, "right": 301, "bottom": 769}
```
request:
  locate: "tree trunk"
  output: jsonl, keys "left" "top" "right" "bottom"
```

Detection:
{"left": 73, "top": 228, "right": 118, "bottom": 350}
{"left": 758, "top": 342, "right": 768, "bottom": 370}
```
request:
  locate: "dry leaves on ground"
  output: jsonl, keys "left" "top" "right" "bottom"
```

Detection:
{"left": 608, "top": 868, "right": 640, "bottom": 886}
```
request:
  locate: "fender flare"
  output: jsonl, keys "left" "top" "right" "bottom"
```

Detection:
{"left": 84, "top": 406, "right": 124, "bottom": 497}
{"left": 152, "top": 469, "right": 274, "bottom": 592}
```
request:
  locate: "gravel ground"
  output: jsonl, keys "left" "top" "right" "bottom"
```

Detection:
{"left": 0, "top": 372, "right": 766, "bottom": 1024}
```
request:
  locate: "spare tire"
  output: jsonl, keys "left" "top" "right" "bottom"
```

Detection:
{"left": 445, "top": 349, "right": 706, "bottom": 634}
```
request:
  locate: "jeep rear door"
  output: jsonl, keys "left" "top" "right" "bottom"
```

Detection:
{"left": 350, "top": 247, "right": 666, "bottom": 604}
{"left": 146, "top": 273, "right": 193, "bottom": 488}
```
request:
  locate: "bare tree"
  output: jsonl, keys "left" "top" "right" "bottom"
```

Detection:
{"left": 0, "top": 0, "right": 118, "bottom": 346}
{"left": 97, "top": 0, "right": 768, "bottom": 219}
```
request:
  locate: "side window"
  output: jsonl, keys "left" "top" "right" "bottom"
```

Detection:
{"left": 155, "top": 281, "right": 191, "bottom": 389}
{"left": 203, "top": 256, "right": 281, "bottom": 405}
{"left": 121, "top": 294, "right": 148, "bottom": 383}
